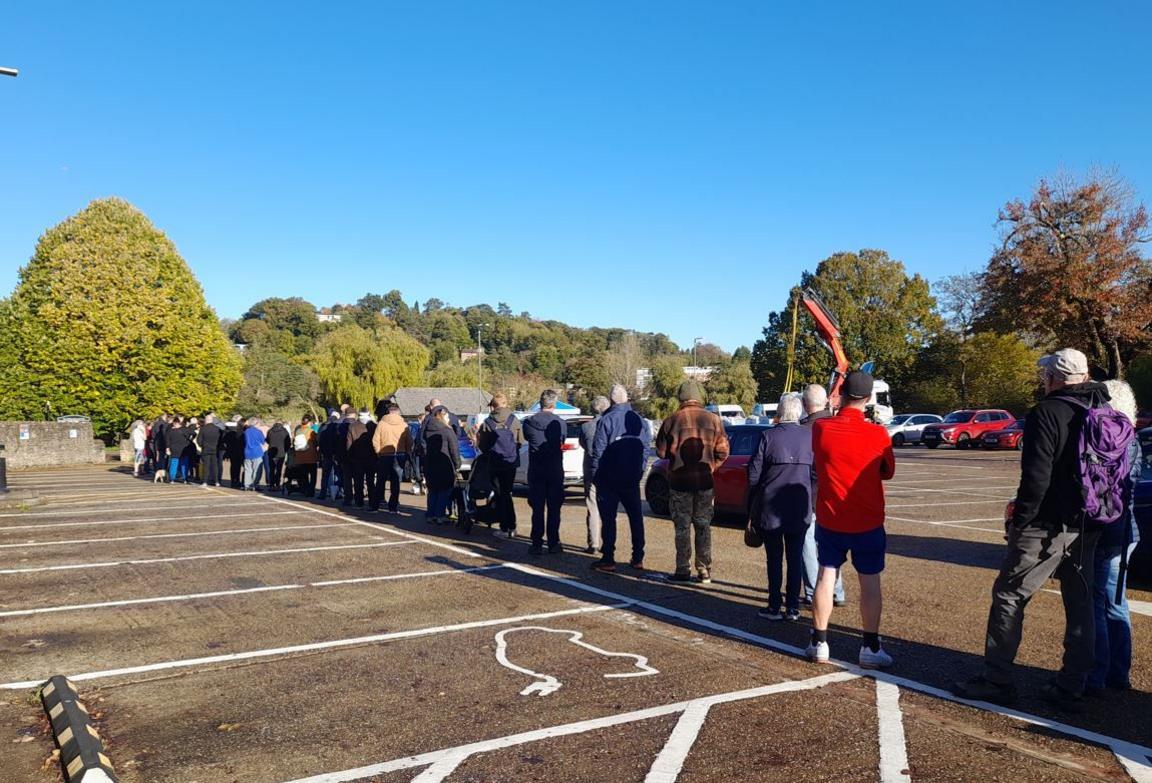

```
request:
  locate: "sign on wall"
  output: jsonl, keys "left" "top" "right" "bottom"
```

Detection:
{"left": 18, "top": 424, "right": 29, "bottom": 441}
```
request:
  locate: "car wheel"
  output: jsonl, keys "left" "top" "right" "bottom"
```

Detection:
{"left": 956, "top": 433, "right": 971, "bottom": 449}
{"left": 926, "top": 442, "right": 939, "bottom": 449}
{"left": 1015, "top": 437, "right": 1024, "bottom": 451}
{"left": 645, "top": 474, "right": 670, "bottom": 516}
{"left": 892, "top": 433, "right": 905, "bottom": 447}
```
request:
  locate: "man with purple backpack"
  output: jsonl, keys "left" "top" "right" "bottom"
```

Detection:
{"left": 954, "top": 348, "right": 1134, "bottom": 713}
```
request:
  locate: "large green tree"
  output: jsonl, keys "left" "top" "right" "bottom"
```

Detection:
{"left": 0, "top": 198, "right": 242, "bottom": 438}
{"left": 309, "top": 324, "right": 429, "bottom": 407}
{"left": 902, "top": 332, "right": 1041, "bottom": 415}
{"left": 706, "top": 360, "right": 757, "bottom": 409}
{"left": 751, "top": 250, "right": 942, "bottom": 400}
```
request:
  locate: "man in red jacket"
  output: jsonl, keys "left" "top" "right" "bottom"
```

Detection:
{"left": 806, "top": 370, "right": 896, "bottom": 669}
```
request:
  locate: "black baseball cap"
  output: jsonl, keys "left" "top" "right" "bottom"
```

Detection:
{"left": 843, "top": 370, "right": 874, "bottom": 400}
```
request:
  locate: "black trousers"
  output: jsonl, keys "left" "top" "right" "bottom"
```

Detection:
{"left": 269, "top": 457, "right": 286, "bottom": 489}
{"left": 229, "top": 454, "right": 244, "bottom": 488}
{"left": 597, "top": 479, "right": 645, "bottom": 565}
{"left": 528, "top": 467, "right": 564, "bottom": 547}
{"left": 202, "top": 452, "right": 221, "bottom": 485}
{"left": 371, "top": 455, "right": 403, "bottom": 511}
{"left": 343, "top": 460, "right": 374, "bottom": 506}
{"left": 490, "top": 462, "right": 518, "bottom": 532}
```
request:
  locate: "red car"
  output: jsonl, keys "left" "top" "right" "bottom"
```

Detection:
{"left": 980, "top": 418, "right": 1024, "bottom": 450}
{"left": 644, "top": 424, "right": 769, "bottom": 516}
{"left": 920, "top": 409, "right": 1014, "bottom": 449}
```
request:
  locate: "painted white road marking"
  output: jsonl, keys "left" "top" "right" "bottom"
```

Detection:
{"left": 888, "top": 499, "right": 1008, "bottom": 508}
{"left": 0, "top": 540, "right": 415, "bottom": 575}
{"left": 0, "top": 602, "right": 626, "bottom": 690}
{"left": 493, "top": 626, "right": 658, "bottom": 696}
{"left": 0, "top": 507, "right": 295, "bottom": 524}
{"left": 886, "top": 516, "right": 1003, "bottom": 534}
{"left": 278, "top": 671, "right": 858, "bottom": 783}
{"left": 876, "top": 680, "right": 912, "bottom": 782}
{"left": 1042, "top": 589, "right": 1152, "bottom": 619}
{"left": 0, "top": 522, "right": 350, "bottom": 548}
{"left": 644, "top": 701, "right": 712, "bottom": 783}
{"left": 0, "top": 564, "right": 508, "bottom": 618}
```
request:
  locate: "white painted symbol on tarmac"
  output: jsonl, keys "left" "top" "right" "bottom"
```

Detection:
{"left": 494, "top": 626, "right": 658, "bottom": 697}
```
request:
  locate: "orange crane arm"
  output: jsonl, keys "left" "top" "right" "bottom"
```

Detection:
{"left": 800, "top": 288, "right": 850, "bottom": 409}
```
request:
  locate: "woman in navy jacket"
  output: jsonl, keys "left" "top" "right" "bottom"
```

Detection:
{"left": 747, "top": 394, "right": 814, "bottom": 621}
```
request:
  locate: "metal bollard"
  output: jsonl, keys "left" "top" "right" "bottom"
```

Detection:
{"left": 0, "top": 444, "right": 7, "bottom": 493}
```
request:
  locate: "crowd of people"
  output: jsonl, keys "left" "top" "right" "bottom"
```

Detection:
{"left": 125, "top": 345, "right": 1141, "bottom": 710}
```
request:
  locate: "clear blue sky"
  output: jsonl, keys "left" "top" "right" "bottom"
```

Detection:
{"left": 2, "top": 3, "right": 1149, "bottom": 351}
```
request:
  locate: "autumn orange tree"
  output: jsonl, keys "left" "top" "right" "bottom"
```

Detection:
{"left": 982, "top": 174, "right": 1152, "bottom": 378}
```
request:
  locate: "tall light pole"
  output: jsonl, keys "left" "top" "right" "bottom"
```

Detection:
{"left": 0, "top": 67, "right": 18, "bottom": 78}
{"left": 692, "top": 337, "right": 704, "bottom": 368}
{"left": 477, "top": 323, "right": 489, "bottom": 411}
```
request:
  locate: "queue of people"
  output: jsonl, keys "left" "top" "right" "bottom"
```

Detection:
{"left": 125, "top": 346, "right": 1142, "bottom": 709}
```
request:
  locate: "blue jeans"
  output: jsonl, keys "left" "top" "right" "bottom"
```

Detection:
{"left": 167, "top": 455, "right": 188, "bottom": 482}
{"left": 1090, "top": 541, "right": 1138, "bottom": 689}
{"left": 426, "top": 489, "right": 451, "bottom": 519}
{"left": 803, "top": 516, "right": 844, "bottom": 602}
{"left": 243, "top": 457, "right": 264, "bottom": 489}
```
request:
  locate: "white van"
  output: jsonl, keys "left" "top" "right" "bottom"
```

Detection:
{"left": 705, "top": 404, "right": 747, "bottom": 425}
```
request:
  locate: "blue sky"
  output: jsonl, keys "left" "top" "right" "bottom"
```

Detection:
{"left": 1, "top": 2, "right": 1149, "bottom": 351}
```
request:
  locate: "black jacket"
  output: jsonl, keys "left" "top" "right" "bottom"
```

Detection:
{"left": 165, "top": 426, "right": 190, "bottom": 457}
{"left": 422, "top": 418, "right": 461, "bottom": 491}
{"left": 523, "top": 410, "right": 566, "bottom": 474}
{"left": 1013, "top": 381, "right": 1110, "bottom": 529}
{"left": 198, "top": 422, "right": 223, "bottom": 453}
{"left": 266, "top": 424, "right": 293, "bottom": 461}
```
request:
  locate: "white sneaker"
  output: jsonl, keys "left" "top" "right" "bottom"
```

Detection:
{"left": 858, "top": 645, "right": 893, "bottom": 669}
{"left": 805, "top": 640, "right": 830, "bottom": 663}
{"left": 410, "top": 485, "right": 422, "bottom": 496}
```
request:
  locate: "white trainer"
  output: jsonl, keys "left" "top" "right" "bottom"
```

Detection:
{"left": 805, "top": 640, "right": 830, "bottom": 663}
{"left": 858, "top": 645, "right": 894, "bottom": 669}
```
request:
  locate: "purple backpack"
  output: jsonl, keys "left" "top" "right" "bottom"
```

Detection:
{"left": 1056, "top": 396, "right": 1135, "bottom": 525}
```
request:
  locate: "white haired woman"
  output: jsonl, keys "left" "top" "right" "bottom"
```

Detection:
{"left": 1090, "top": 380, "right": 1142, "bottom": 692}
{"left": 130, "top": 420, "right": 147, "bottom": 477}
{"left": 746, "top": 393, "right": 813, "bottom": 620}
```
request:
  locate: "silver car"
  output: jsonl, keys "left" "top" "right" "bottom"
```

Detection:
{"left": 885, "top": 413, "right": 943, "bottom": 446}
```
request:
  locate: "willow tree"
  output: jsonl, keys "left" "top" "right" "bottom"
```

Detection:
{"left": 0, "top": 198, "right": 242, "bottom": 438}
{"left": 309, "top": 324, "right": 429, "bottom": 408}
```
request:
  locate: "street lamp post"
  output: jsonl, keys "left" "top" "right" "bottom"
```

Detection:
{"left": 692, "top": 337, "right": 704, "bottom": 368}
{"left": 477, "top": 323, "right": 489, "bottom": 411}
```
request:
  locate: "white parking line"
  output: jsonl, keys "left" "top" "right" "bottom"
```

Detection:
{"left": 888, "top": 500, "right": 1008, "bottom": 508}
{"left": 886, "top": 515, "right": 1003, "bottom": 534}
{"left": 0, "top": 522, "right": 353, "bottom": 549}
{"left": 281, "top": 671, "right": 859, "bottom": 783}
{"left": 0, "top": 601, "right": 626, "bottom": 690}
{"left": 0, "top": 540, "right": 416, "bottom": 575}
{"left": 1042, "top": 589, "right": 1152, "bottom": 619}
{"left": 0, "top": 502, "right": 267, "bottom": 519}
{"left": 0, "top": 564, "right": 508, "bottom": 618}
{"left": 876, "top": 680, "right": 912, "bottom": 783}
{"left": 0, "top": 510, "right": 303, "bottom": 531}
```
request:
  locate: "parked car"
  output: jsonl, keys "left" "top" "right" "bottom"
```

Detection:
{"left": 514, "top": 416, "right": 591, "bottom": 488}
{"left": 644, "top": 424, "right": 770, "bottom": 517}
{"left": 705, "top": 404, "right": 747, "bottom": 425}
{"left": 885, "top": 413, "right": 943, "bottom": 446}
{"left": 1137, "top": 411, "right": 1152, "bottom": 430}
{"left": 981, "top": 418, "right": 1024, "bottom": 450}
{"left": 920, "top": 409, "right": 1014, "bottom": 449}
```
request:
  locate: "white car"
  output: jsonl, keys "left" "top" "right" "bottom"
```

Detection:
{"left": 514, "top": 416, "right": 591, "bottom": 488}
{"left": 885, "top": 413, "right": 944, "bottom": 446}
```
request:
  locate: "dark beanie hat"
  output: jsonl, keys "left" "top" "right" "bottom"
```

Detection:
{"left": 678, "top": 380, "right": 704, "bottom": 402}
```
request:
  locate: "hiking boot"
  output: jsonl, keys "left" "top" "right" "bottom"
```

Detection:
{"left": 1040, "top": 683, "right": 1086, "bottom": 714}
{"left": 758, "top": 606, "right": 783, "bottom": 621}
{"left": 951, "top": 676, "right": 1018, "bottom": 706}
{"left": 695, "top": 570, "right": 712, "bottom": 584}
{"left": 805, "top": 640, "right": 830, "bottom": 663}
{"left": 858, "top": 645, "right": 894, "bottom": 670}
{"left": 590, "top": 559, "right": 616, "bottom": 573}
{"left": 548, "top": 543, "right": 563, "bottom": 554}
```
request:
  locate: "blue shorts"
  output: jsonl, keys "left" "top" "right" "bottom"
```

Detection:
{"left": 815, "top": 525, "right": 886, "bottom": 575}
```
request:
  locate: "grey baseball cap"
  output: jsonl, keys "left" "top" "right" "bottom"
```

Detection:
{"left": 1038, "top": 348, "right": 1089, "bottom": 379}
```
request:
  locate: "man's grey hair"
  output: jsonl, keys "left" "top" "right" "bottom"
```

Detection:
{"left": 609, "top": 384, "right": 629, "bottom": 404}
{"left": 204, "top": 414, "right": 215, "bottom": 424}
{"left": 539, "top": 389, "right": 559, "bottom": 409}
{"left": 591, "top": 395, "right": 610, "bottom": 415}
{"left": 802, "top": 383, "right": 828, "bottom": 413}
{"left": 778, "top": 393, "right": 803, "bottom": 423}
{"left": 1104, "top": 379, "right": 1138, "bottom": 426}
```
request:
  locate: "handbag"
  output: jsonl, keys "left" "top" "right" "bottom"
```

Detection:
{"left": 743, "top": 519, "right": 763, "bottom": 548}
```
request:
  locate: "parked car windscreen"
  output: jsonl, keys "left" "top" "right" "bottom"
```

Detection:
{"left": 942, "top": 411, "right": 976, "bottom": 424}
{"left": 888, "top": 414, "right": 911, "bottom": 426}
{"left": 726, "top": 427, "right": 765, "bottom": 456}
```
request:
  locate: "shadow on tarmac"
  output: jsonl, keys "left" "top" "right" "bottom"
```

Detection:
{"left": 886, "top": 533, "right": 1006, "bottom": 570}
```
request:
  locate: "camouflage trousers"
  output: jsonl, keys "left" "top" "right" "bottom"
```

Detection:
{"left": 670, "top": 488, "right": 714, "bottom": 575}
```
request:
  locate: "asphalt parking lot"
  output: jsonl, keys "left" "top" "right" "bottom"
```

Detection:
{"left": 1, "top": 450, "right": 1150, "bottom": 783}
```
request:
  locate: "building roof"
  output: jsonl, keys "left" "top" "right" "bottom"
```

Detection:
{"left": 389, "top": 387, "right": 493, "bottom": 417}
